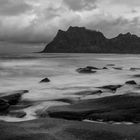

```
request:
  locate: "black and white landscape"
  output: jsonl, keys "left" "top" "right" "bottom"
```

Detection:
{"left": 0, "top": 0, "right": 140, "bottom": 140}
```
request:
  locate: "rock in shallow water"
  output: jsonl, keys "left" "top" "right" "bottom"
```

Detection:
{"left": 44, "top": 94, "right": 140, "bottom": 123}
{"left": 130, "top": 68, "right": 140, "bottom": 71}
{"left": 97, "top": 85, "right": 122, "bottom": 92}
{"left": 9, "top": 111, "right": 26, "bottom": 118}
{"left": 40, "top": 78, "right": 50, "bottom": 83}
{"left": 86, "top": 66, "right": 100, "bottom": 70}
{"left": 0, "top": 90, "right": 29, "bottom": 105}
{"left": 102, "top": 67, "right": 108, "bottom": 69}
{"left": 76, "top": 67, "right": 96, "bottom": 74}
{"left": 132, "top": 74, "right": 140, "bottom": 78}
{"left": 72, "top": 90, "right": 103, "bottom": 96}
{"left": 125, "top": 80, "right": 137, "bottom": 85}
{"left": 112, "top": 67, "right": 123, "bottom": 70}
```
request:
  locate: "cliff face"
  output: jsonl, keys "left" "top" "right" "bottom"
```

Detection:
{"left": 42, "top": 26, "right": 140, "bottom": 53}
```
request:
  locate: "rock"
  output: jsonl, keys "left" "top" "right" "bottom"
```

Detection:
{"left": 97, "top": 85, "right": 122, "bottom": 92}
{"left": 86, "top": 66, "right": 99, "bottom": 70}
{"left": 42, "top": 26, "right": 140, "bottom": 54}
{"left": 73, "top": 90, "right": 102, "bottom": 96}
{"left": 0, "top": 99, "right": 9, "bottom": 112}
{"left": 102, "top": 67, "right": 108, "bottom": 69}
{"left": 76, "top": 68, "right": 96, "bottom": 74}
{"left": 0, "top": 90, "right": 29, "bottom": 105}
{"left": 132, "top": 74, "right": 140, "bottom": 78}
{"left": 130, "top": 68, "right": 140, "bottom": 71}
{"left": 112, "top": 67, "right": 123, "bottom": 70}
{"left": 106, "top": 64, "right": 115, "bottom": 66}
{"left": 45, "top": 94, "right": 140, "bottom": 123}
{"left": 52, "top": 97, "right": 81, "bottom": 104}
{"left": 40, "top": 78, "right": 50, "bottom": 83}
{"left": 125, "top": 80, "right": 137, "bottom": 85}
{"left": 9, "top": 111, "right": 26, "bottom": 118}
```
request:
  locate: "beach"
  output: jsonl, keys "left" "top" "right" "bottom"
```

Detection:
{"left": 0, "top": 53, "right": 140, "bottom": 139}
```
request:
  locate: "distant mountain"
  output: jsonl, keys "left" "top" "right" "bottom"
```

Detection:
{"left": 42, "top": 26, "right": 140, "bottom": 53}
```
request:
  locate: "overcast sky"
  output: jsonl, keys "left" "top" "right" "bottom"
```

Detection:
{"left": 0, "top": 0, "right": 140, "bottom": 52}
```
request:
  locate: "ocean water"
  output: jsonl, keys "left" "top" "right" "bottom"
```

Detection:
{"left": 0, "top": 53, "right": 140, "bottom": 122}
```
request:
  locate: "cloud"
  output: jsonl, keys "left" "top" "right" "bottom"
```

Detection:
{"left": 86, "top": 17, "right": 140, "bottom": 38}
{"left": 63, "top": 0, "right": 97, "bottom": 11}
{"left": 0, "top": 0, "right": 140, "bottom": 45}
{"left": 0, "top": 0, "right": 32, "bottom": 16}
{"left": 110, "top": 0, "right": 140, "bottom": 7}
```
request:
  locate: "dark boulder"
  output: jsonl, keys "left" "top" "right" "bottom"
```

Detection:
{"left": 0, "top": 90, "right": 29, "bottom": 105}
{"left": 0, "top": 99, "right": 9, "bottom": 112}
{"left": 125, "top": 80, "right": 137, "bottom": 85}
{"left": 130, "top": 68, "right": 140, "bottom": 71}
{"left": 86, "top": 66, "right": 99, "bottom": 70}
{"left": 40, "top": 78, "right": 50, "bottom": 83}
{"left": 76, "top": 68, "right": 96, "bottom": 74}
{"left": 132, "top": 74, "right": 140, "bottom": 78}
{"left": 102, "top": 67, "right": 108, "bottom": 69}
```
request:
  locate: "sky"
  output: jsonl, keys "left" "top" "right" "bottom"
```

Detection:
{"left": 0, "top": 0, "right": 140, "bottom": 53}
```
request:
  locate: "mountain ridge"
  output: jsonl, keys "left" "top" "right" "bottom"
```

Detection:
{"left": 42, "top": 26, "right": 140, "bottom": 53}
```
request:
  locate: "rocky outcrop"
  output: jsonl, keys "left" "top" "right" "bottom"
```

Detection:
{"left": 42, "top": 94, "right": 140, "bottom": 123}
{"left": 0, "top": 90, "right": 29, "bottom": 105}
{"left": 40, "top": 78, "right": 50, "bottom": 83}
{"left": 42, "top": 26, "right": 140, "bottom": 53}
{"left": 76, "top": 67, "right": 97, "bottom": 74}
{"left": 125, "top": 80, "right": 137, "bottom": 85}
{"left": 97, "top": 85, "right": 122, "bottom": 92}
{"left": 0, "top": 90, "right": 29, "bottom": 117}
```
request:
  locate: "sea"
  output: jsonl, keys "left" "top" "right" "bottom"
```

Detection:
{"left": 0, "top": 53, "right": 140, "bottom": 122}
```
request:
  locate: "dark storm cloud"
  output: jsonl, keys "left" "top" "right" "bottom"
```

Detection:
{"left": 0, "top": 0, "right": 32, "bottom": 16}
{"left": 0, "top": 0, "right": 140, "bottom": 45}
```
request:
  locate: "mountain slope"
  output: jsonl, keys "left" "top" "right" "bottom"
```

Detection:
{"left": 42, "top": 26, "right": 140, "bottom": 53}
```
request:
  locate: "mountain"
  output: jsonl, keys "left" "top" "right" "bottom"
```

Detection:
{"left": 42, "top": 26, "right": 140, "bottom": 53}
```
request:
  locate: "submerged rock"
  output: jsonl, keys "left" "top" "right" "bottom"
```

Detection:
{"left": 51, "top": 97, "right": 81, "bottom": 104}
{"left": 76, "top": 67, "right": 96, "bottom": 74}
{"left": 130, "top": 68, "right": 140, "bottom": 71}
{"left": 9, "top": 111, "right": 26, "bottom": 118}
{"left": 86, "top": 66, "right": 100, "bottom": 70}
{"left": 112, "top": 67, "right": 123, "bottom": 70}
{"left": 40, "top": 78, "right": 50, "bottom": 83}
{"left": 125, "top": 80, "right": 137, "bottom": 85}
{"left": 73, "top": 90, "right": 102, "bottom": 96}
{"left": 102, "top": 67, "right": 108, "bottom": 69}
{"left": 132, "top": 74, "right": 140, "bottom": 78}
{"left": 97, "top": 85, "right": 122, "bottom": 92}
